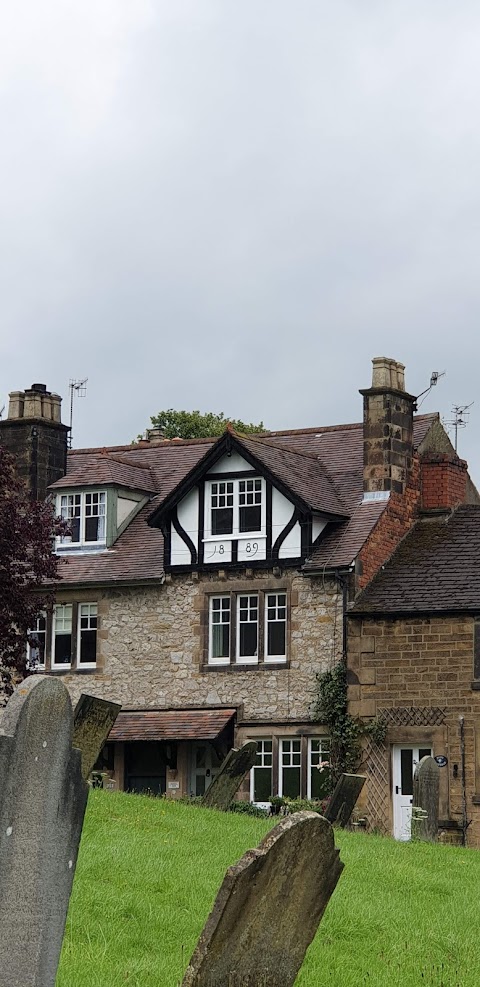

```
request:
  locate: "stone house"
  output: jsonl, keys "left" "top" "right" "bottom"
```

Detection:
{"left": 348, "top": 472, "right": 480, "bottom": 846}
{"left": 1, "top": 360, "right": 476, "bottom": 805}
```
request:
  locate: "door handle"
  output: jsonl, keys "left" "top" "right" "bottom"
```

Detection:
{"left": 395, "top": 786, "right": 399, "bottom": 795}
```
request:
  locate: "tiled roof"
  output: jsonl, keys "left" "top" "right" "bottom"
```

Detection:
{"left": 108, "top": 708, "right": 236, "bottom": 742}
{"left": 53, "top": 413, "right": 439, "bottom": 585}
{"left": 350, "top": 505, "right": 480, "bottom": 615}
{"left": 50, "top": 455, "right": 158, "bottom": 493}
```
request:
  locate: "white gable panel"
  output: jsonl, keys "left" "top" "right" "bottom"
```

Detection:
{"left": 117, "top": 496, "right": 138, "bottom": 527}
{"left": 312, "top": 518, "right": 327, "bottom": 543}
{"left": 171, "top": 529, "right": 193, "bottom": 566}
{"left": 278, "top": 522, "right": 302, "bottom": 559}
{"left": 211, "top": 452, "right": 254, "bottom": 474}
{"left": 272, "top": 486, "right": 295, "bottom": 544}
{"left": 177, "top": 488, "right": 199, "bottom": 552}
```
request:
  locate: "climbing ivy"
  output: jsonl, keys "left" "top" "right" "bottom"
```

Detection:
{"left": 313, "top": 658, "right": 387, "bottom": 785}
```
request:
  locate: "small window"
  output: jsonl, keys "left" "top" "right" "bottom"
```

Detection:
{"left": 78, "top": 604, "right": 98, "bottom": 666}
{"left": 58, "top": 491, "right": 106, "bottom": 548}
{"left": 250, "top": 739, "right": 273, "bottom": 803}
{"left": 265, "top": 593, "right": 286, "bottom": 661}
{"left": 279, "top": 738, "right": 301, "bottom": 798}
{"left": 211, "top": 482, "right": 234, "bottom": 536}
{"left": 209, "top": 596, "right": 231, "bottom": 663}
{"left": 53, "top": 605, "right": 73, "bottom": 667}
{"left": 238, "top": 478, "right": 262, "bottom": 533}
{"left": 237, "top": 595, "right": 258, "bottom": 662}
{"left": 308, "top": 737, "right": 331, "bottom": 799}
{"left": 27, "top": 613, "right": 47, "bottom": 670}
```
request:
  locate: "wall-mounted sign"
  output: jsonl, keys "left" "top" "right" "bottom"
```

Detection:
{"left": 168, "top": 781, "right": 180, "bottom": 789}
{"left": 434, "top": 755, "right": 448, "bottom": 767}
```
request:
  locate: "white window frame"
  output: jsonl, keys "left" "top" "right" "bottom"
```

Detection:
{"left": 307, "top": 737, "right": 330, "bottom": 799}
{"left": 57, "top": 490, "right": 107, "bottom": 548}
{"left": 207, "top": 590, "right": 288, "bottom": 667}
{"left": 208, "top": 595, "right": 231, "bottom": 665}
{"left": 250, "top": 738, "right": 273, "bottom": 804}
{"left": 77, "top": 603, "right": 98, "bottom": 669}
{"left": 278, "top": 738, "right": 302, "bottom": 798}
{"left": 236, "top": 594, "right": 259, "bottom": 665}
{"left": 52, "top": 604, "right": 73, "bottom": 670}
{"left": 264, "top": 592, "right": 287, "bottom": 663}
{"left": 204, "top": 477, "right": 266, "bottom": 541}
{"left": 26, "top": 612, "right": 47, "bottom": 670}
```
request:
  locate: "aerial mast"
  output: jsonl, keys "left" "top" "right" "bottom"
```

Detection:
{"left": 68, "top": 378, "right": 88, "bottom": 449}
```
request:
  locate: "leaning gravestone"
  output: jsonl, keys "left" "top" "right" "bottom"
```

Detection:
{"left": 73, "top": 692, "right": 121, "bottom": 780}
{"left": 412, "top": 755, "right": 439, "bottom": 842}
{"left": 201, "top": 741, "right": 257, "bottom": 810}
{"left": 0, "top": 676, "right": 120, "bottom": 987}
{"left": 325, "top": 772, "right": 366, "bottom": 828}
{"left": 182, "top": 811, "right": 344, "bottom": 987}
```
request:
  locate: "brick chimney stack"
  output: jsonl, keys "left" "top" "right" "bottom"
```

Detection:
{"left": 0, "top": 383, "right": 69, "bottom": 500}
{"left": 360, "top": 357, "right": 416, "bottom": 496}
{"left": 421, "top": 452, "right": 468, "bottom": 511}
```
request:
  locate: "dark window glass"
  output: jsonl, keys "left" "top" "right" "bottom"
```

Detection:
{"left": 79, "top": 629, "right": 97, "bottom": 664}
{"left": 239, "top": 504, "right": 261, "bottom": 532}
{"left": 254, "top": 768, "right": 272, "bottom": 801}
{"left": 282, "top": 767, "right": 301, "bottom": 798}
{"left": 212, "top": 508, "right": 233, "bottom": 535}
{"left": 267, "top": 621, "right": 285, "bottom": 657}
{"left": 85, "top": 517, "right": 100, "bottom": 542}
{"left": 419, "top": 748, "right": 431, "bottom": 762}
{"left": 70, "top": 516, "right": 81, "bottom": 542}
{"left": 400, "top": 749, "right": 413, "bottom": 796}
{"left": 55, "top": 634, "right": 72, "bottom": 664}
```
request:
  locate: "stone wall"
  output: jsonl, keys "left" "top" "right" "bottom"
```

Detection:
{"left": 58, "top": 569, "right": 344, "bottom": 725}
{"left": 348, "top": 615, "right": 480, "bottom": 846}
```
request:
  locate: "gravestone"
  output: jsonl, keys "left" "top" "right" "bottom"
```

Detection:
{"left": 202, "top": 741, "right": 257, "bottom": 810}
{"left": 412, "top": 755, "right": 439, "bottom": 842}
{"left": 73, "top": 692, "right": 122, "bottom": 780}
{"left": 182, "top": 810, "right": 344, "bottom": 987}
{"left": 325, "top": 773, "right": 366, "bottom": 828}
{"left": 0, "top": 675, "right": 120, "bottom": 987}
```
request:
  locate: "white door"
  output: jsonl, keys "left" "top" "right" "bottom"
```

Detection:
{"left": 392, "top": 745, "right": 432, "bottom": 841}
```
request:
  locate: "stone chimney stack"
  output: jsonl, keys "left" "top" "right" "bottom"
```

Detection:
{"left": 360, "top": 357, "right": 416, "bottom": 496}
{"left": 0, "top": 383, "right": 69, "bottom": 500}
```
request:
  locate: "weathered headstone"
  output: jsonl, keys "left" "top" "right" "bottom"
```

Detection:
{"left": 182, "top": 811, "right": 344, "bottom": 987}
{"left": 412, "top": 755, "right": 439, "bottom": 842}
{"left": 0, "top": 676, "right": 120, "bottom": 987}
{"left": 73, "top": 692, "right": 122, "bottom": 780}
{"left": 325, "top": 773, "right": 366, "bottom": 828}
{"left": 202, "top": 741, "right": 257, "bottom": 810}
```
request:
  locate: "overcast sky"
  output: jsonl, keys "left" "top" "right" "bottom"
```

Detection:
{"left": 1, "top": 2, "right": 480, "bottom": 480}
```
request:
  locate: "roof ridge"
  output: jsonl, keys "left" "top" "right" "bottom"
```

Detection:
{"left": 101, "top": 452, "right": 154, "bottom": 472}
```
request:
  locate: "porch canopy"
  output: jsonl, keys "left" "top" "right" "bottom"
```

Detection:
{"left": 108, "top": 708, "right": 236, "bottom": 743}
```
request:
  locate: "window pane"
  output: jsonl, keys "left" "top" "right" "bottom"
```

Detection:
{"left": 401, "top": 749, "right": 413, "bottom": 796}
{"left": 254, "top": 767, "right": 272, "bottom": 802}
{"left": 283, "top": 767, "right": 300, "bottom": 799}
{"left": 267, "top": 622, "right": 285, "bottom": 657}
{"left": 212, "top": 624, "right": 229, "bottom": 658}
{"left": 212, "top": 507, "right": 233, "bottom": 535}
{"left": 55, "top": 634, "right": 72, "bottom": 664}
{"left": 210, "top": 597, "right": 230, "bottom": 660}
{"left": 239, "top": 505, "right": 261, "bottom": 532}
{"left": 240, "top": 622, "right": 257, "bottom": 657}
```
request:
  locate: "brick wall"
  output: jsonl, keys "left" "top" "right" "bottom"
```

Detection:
{"left": 348, "top": 614, "right": 480, "bottom": 846}
{"left": 420, "top": 453, "right": 468, "bottom": 510}
{"left": 357, "top": 456, "right": 420, "bottom": 591}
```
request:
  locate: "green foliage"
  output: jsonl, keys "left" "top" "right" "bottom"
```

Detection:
{"left": 313, "top": 659, "right": 387, "bottom": 785}
{"left": 228, "top": 800, "right": 269, "bottom": 818}
{"left": 149, "top": 409, "right": 265, "bottom": 440}
{"left": 282, "top": 797, "right": 331, "bottom": 816}
{"left": 313, "top": 659, "right": 361, "bottom": 783}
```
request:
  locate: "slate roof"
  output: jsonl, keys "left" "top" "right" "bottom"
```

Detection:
{"left": 108, "top": 708, "right": 236, "bottom": 742}
{"left": 350, "top": 505, "right": 480, "bottom": 615}
{"left": 52, "top": 413, "right": 438, "bottom": 586}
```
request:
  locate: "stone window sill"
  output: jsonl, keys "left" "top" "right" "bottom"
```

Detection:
{"left": 200, "top": 662, "right": 290, "bottom": 674}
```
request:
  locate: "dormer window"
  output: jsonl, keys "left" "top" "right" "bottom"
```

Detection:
{"left": 58, "top": 491, "right": 106, "bottom": 548}
{"left": 207, "top": 477, "right": 264, "bottom": 539}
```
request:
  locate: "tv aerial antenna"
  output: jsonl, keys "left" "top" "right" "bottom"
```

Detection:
{"left": 443, "top": 402, "right": 474, "bottom": 453}
{"left": 415, "top": 370, "right": 446, "bottom": 408}
{"left": 68, "top": 378, "right": 88, "bottom": 449}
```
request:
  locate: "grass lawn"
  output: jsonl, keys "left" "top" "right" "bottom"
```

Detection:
{"left": 57, "top": 790, "right": 480, "bottom": 987}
